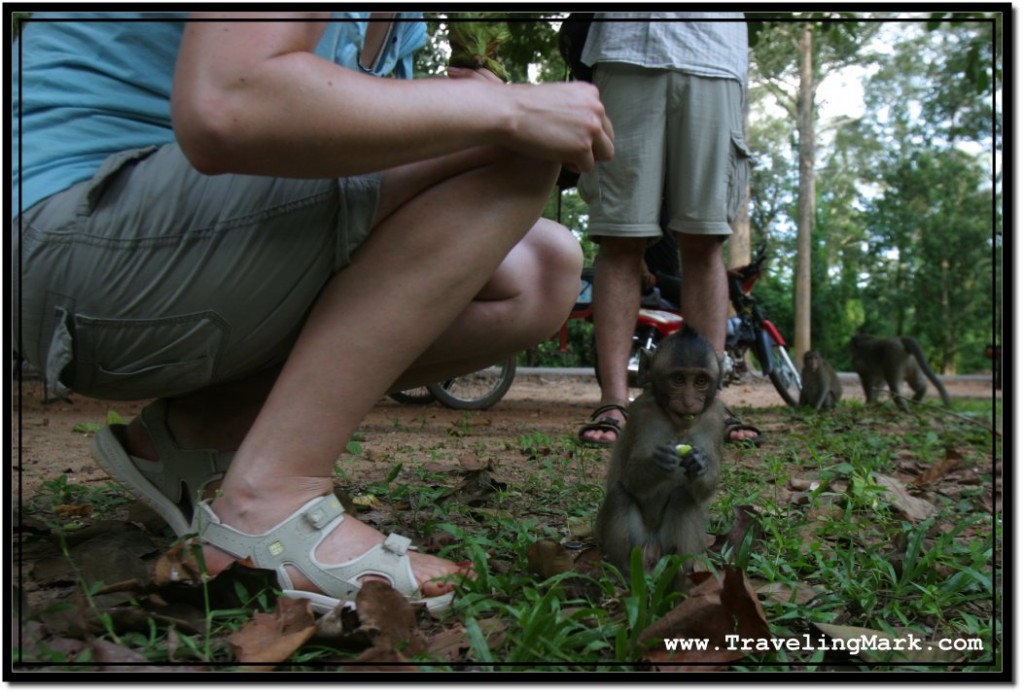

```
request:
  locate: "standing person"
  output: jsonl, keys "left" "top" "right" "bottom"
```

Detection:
{"left": 14, "top": 12, "right": 613, "bottom": 614}
{"left": 575, "top": 13, "right": 762, "bottom": 447}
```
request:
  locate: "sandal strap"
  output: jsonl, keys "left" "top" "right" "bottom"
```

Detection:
{"left": 136, "top": 399, "right": 232, "bottom": 505}
{"left": 590, "top": 402, "right": 629, "bottom": 421}
{"left": 192, "top": 494, "right": 420, "bottom": 601}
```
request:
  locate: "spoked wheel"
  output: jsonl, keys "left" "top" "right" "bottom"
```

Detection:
{"left": 766, "top": 343, "right": 802, "bottom": 407}
{"left": 388, "top": 386, "right": 436, "bottom": 405}
{"left": 428, "top": 357, "right": 517, "bottom": 410}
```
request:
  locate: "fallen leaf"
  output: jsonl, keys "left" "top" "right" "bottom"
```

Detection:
{"left": 709, "top": 505, "right": 762, "bottom": 553}
{"left": 910, "top": 448, "right": 965, "bottom": 488}
{"left": 873, "top": 473, "right": 935, "bottom": 522}
{"left": 88, "top": 637, "right": 149, "bottom": 663}
{"left": 227, "top": 597, "right": 317, "bottom": 670}
{"left": 755, "top": 580, "right": 820, "bottom": 606}
{"left": 526, "top": 540, "right": 573, "bottom": 578}
{"left": 639, "top": 567, "right": 771, "bottom": 667}
{"left": 425, "top": 625, "right": 471, "bottom": 661}
{"left": 351, "top": 493, "right": 383, "bottom": 510}
{"left": 354, "top": 581, "right": 427, "bottom": 655}
{"left": 442, "top": 469, "right": 507, "bottom": 506}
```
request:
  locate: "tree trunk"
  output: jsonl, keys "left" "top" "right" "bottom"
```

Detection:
{"left": 794, "top": 23, "right": 816, "bottom": 367}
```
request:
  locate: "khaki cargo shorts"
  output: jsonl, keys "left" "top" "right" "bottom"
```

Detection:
{"left": 13, "top": 143, "right": 382, "bottom": 400}
{"left": 579, "top": 62, "right": 751, "bottom": 239}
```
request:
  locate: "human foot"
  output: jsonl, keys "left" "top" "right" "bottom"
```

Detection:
{"left": 195, "top": 489, "right": 467, "bottom": 613}
{"left": 577, "top": 403, "right": 628, "bottom": 447}
{"left": 723, "top": 408, "right": 765, "bottom": 446}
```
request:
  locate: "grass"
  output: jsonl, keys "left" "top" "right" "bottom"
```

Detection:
{"left": 14, "top": 395, "right": 1002, "bottom": 674}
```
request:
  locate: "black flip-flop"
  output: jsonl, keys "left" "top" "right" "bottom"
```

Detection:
{"left": 577, "top": 403, "right": 628, "bottom": 448}
{"left": 724, "top": 407, "right": 765, "bottom": 447}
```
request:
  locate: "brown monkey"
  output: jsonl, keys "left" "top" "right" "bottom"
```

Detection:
{"left": 798, "top": 350, "right": 843, "bottom": 411}
{"left": 850, "top": 334, "right": 951, "bottom": 410}
{"left": 594, "top": 326, "right": 723, "bottom": 588}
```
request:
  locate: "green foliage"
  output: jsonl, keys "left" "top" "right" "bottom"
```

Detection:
{"left": 417, "top": 12, "right": 564, "bottom": 83}
{"left": 750, "top": 17, "right": 999, "bottom": 373}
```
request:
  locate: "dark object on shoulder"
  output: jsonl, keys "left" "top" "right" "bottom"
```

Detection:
{"left": 558, "top": 13, "right": 595, "bottom": 82}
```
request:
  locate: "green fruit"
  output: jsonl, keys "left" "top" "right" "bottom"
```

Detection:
{"left": 675, "top": 444, "right": 694, "bottom": 456}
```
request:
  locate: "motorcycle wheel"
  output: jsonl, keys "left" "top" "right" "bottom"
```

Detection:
{"left": 388, "top": 387, "right": 436, "bottom": 405}
{"left": 593, "top": 330, "right": 658, "bottom": 389}
{"left": 766, "top": 343, "right": 802, "bottom": 407}
{"left": 428, "top": 357, "right": 517, "bottom": 410}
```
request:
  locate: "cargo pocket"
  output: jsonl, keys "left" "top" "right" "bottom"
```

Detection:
{"left": 726, "top": 130, "right": 752, "bottom": 225}
{"left": 70, "top": 311, "right": 227, "bottom": 400}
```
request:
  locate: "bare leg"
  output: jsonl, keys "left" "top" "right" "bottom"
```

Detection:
{"left": 126, "top": 220, "right": 581, "bottom": 456}
{"left": 676, "top": 232, "right": 757, "bottom": 442}
{"left": 675, "top": 232, "right": 727, "bottom": 353}
{"left": 127, "top": 149, "right": 566, "bottom": 595}
{"left": 392, "top": 217, "right": 582, "bottom": 389}
{"left": 581, "top": 236, "right": 647, "bottom": 445}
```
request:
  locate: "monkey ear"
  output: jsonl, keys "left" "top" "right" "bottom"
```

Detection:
{"left": 636, "top": 348, "right": 656, "bottom": 388}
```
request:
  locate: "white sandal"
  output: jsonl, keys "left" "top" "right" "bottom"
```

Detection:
{"left": 92, "top": 399, "right": 232, "bottom": 536}
{"left": 191, "top": 493, "right": 456, "bottom": 616}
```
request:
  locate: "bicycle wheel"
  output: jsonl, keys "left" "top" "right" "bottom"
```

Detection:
{"left": 428, "top": 358, "right": 517, "bottom": 410}
{"left": 388, "top": 386, "right": 436, "bottom": 405}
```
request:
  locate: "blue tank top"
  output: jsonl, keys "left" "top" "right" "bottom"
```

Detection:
{"left": 12, "top": 12, "right": 427, "bottom": 216}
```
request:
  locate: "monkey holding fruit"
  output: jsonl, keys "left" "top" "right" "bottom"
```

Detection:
{"left": 850, "top": 333, "right": 951, "bottom": 410}
{"left": 799, "top": 349, "right": 843, "bottom": 411}
{"left": 594, "top": 326, "right": 723, "bottom": 587}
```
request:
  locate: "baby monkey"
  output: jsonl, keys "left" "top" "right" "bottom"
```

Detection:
{"left": 595, "top": 326, "right": 724, "bottom": 587}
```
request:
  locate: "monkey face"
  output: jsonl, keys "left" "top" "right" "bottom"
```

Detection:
{"left": 655, "top": 368, "right": 716, "bottom": 416}
{"left": 648, "top": 327, "right": 721, "bottom": 417}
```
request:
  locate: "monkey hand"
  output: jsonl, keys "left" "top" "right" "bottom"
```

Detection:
{"left": 652, "top": 443, "right": 687, "bottom": 474}
{"left": 677, "top": 445, "right": 709, "bottom": 478}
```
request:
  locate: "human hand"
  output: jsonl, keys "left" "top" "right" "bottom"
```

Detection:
{"left": 502, "top": 81, "right": 614, "bottom": 174}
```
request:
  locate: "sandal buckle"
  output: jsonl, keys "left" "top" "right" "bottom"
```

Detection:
{"left": 382, "top": 533, "right": 411, "bottom": 555}
{"left": 304, "top": 494, "right": 344, "bottom": 530}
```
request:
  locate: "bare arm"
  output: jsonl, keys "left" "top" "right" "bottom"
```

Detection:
{"left": 171, "top": 13, "right": 613, "bottom": 177}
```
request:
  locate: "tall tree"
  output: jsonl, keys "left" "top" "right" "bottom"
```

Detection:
{"left": 749, "top": 15, "right": 875, "bottom": 365}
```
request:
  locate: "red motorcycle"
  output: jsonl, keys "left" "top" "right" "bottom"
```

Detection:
{"left": 593, "top": 244, "right": 803, "bottom": 407}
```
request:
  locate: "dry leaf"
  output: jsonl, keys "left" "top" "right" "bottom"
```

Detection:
{"left": 526, "top": 540, "right": 573, "bottom": 578}
{"left": 873, "top": 473, "right": 935, "bottom": 522}
{"left": 355, "top": 581, "right": 427, "bottom": 655}
{"left": 227, "top": 597, "right": 317, "bottom": 670}
{"left": 710, "top": 505, "right": 762, "bottom": 553}
{"left": 910, "top": 448, "right": 965, "bottom": 488}
{"left": 639, "top": 567, "right": 771, "bottom": 666}
{"left": 425, "top": 625, "right": 471, "bottom": 661}
{"left": 755, "top": 580, "right": 819, "bottom": 606}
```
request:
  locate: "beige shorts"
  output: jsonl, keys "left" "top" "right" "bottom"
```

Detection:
{"left": 14, "top": 143, "right": 382, "bottom": 400}
{"left": 579, "top": 62, "right": 750, "bottom": 239}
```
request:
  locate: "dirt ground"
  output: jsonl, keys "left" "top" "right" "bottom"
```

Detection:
{"left": 12, "top": 369, "right": 998, "bottom": 501}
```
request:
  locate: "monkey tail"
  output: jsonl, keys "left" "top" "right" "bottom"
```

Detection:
{"left": 901, "top": 337, "right": 951, "bottom": 406}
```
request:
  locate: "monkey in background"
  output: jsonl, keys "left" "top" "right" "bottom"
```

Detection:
{"left": 595, "top": 326, "right": 723, "bottom": 588}
{"left": 799, "top": 350, "right": 843, "bottom": 411}
{"left": 850, "top": 334, "right": 951, "bottom": 410}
